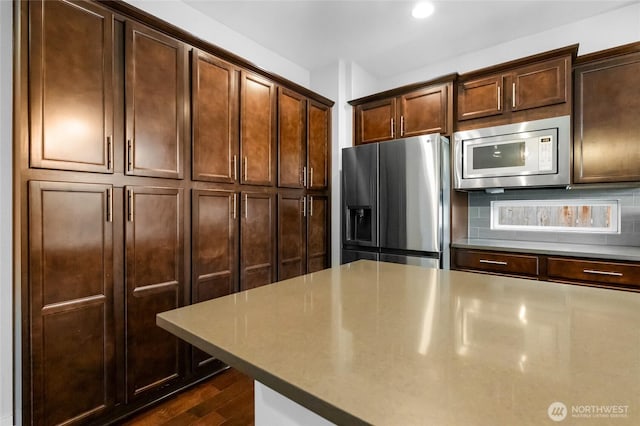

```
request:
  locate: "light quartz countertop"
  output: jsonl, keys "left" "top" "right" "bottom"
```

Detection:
{"left": 158, "top": 260, "right": 640, "bottom": 425}
{"left": 453, "top": 238, "right": 640, "bottom": 262}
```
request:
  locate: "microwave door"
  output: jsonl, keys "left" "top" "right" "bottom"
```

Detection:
{"left": 464, "top": 139, "right": 530, "bottom": 178}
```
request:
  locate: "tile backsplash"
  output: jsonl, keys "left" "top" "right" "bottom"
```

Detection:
{"left": 468, "top": 187, "right": 640, "bottom": 246}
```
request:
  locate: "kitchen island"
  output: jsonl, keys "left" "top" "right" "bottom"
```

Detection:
{"left": 158, "top": 260, "right": 640, "bottom": 425}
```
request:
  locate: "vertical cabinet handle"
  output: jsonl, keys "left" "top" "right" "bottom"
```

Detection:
{"left": 106, "top": 188, "right": 113, "bottom": 222}
{"left": 512, "top": 82, "right": 516, "bottom": 108}
{"left": 233, "top": 155, "right": 237, "bottom": 181}
{"left": 400, "top": 116, "right": 405, "bottom": 137}
{"left": 244, "top": 157, "right": 248, "bottom": 182}
{"left": 106, "top": 136, "right": 113, "bottom": 170}
{"left": 302, "top": 197, "right": 306, "bottom": 217}
{"left": 497, "top": 86, "right": 501, "bottom": 111}
{"left": 127, "top": 189, "right": 134, "bottom": 222}
{"left": 244, "top": 194, "right": 248, "bottom": 219}
{"left": 232, "top": 193, "right": 237, "bottom": 219}
{"left": 390, "top": 118, "right": 395, "bottom": 139}
{"left": 303, "top": 166, "right": 307, "bottom": 187}
{"left": 309, "top": 195, "right": 314, "bottom": 217}
{"left": 310, "top": 168, "right": 314, "bottom": 188}
{"left": 127, "top": 140, "right": 133, "bottom": 171}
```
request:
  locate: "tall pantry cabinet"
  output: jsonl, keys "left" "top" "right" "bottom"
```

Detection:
{"left": 17, "top": 1, "right": 333, "bottom": 424}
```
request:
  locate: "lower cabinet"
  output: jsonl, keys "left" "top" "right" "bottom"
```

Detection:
{"left": 241, "top": 191, "right": 276, "bottom": 290}
{"left": 306, "top": 195, "right": 330, "bottom": 273}
{"left": 452, "top": 248, "right": 640, "bottom": 292}
{"left": 28, "top": 181, "right": 116, "bottom": 425}
{"left": 125, "top": 186, "right": 184, "bottom": 400}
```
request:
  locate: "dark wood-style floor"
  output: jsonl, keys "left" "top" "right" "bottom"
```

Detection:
{"left": 124, "top": 369, "right": 255, "bottom": 426}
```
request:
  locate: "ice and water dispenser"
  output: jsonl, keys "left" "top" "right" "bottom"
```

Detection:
{"left": 347, "top": 206, "right": 373, "bottom": 242}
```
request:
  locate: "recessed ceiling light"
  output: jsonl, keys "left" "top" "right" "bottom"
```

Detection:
{"left": 412, "top": 2, "right": 434, "bottom": 19}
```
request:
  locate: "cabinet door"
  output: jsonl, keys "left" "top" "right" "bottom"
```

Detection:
{"left": 125, "top": 22, "right": 186, "bottom": 179}
{"left": 29, "top": 0, "right": 114, "bottom": 173}
{"left": 511, "top": 57, "right": 568, "bottom": 112}
{"left": 307, "top": 195, "right": 330, "bottom": 273}
{"left": 399, "top": 85, "right": 448, "bottom": 137}
{"left": 29, "top": 181, "right": 115, "bottom": 425}
{"left": 278, "top": 193, "right": 306, "bottom": 280}
{"left": 574, "top": 52, "right": 640, "bottom": 183}
{"left": 277, "top": 88, "right": 306, "bottom": 188}
{"left": 125, "top": 186, "right": 184, "bottom": 400}
{"left": 240, "top": 72, "right": 276, "bottom": 186}
{"left": 191, "top": 189, "right": 238, "bottom": 369}
{"left": 240, "top": 192, "right": 276, "bottom": 290}
{"left": 355, "top": 98, "right": 396, "bottom": 144}
{"left": 192, "top": 50, "right": 239, "bottom": 183}
{"left": 307, "top": 101, "right": 330, "bottom": 190}
{"left": 457, "top": 75, "right": 503, "bottom": 121}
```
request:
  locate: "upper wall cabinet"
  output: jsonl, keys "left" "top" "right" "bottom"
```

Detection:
{"left": 456, "top": 46, "right": 576, "bottom": 130}
{"left": 240, "top": 72, "right": 277, "bottom": 186}
{"left": 29, "top": 0, "right": 114, "bottom": 173}
{"left": 192, "top": 50, "right": 240, "bottom": 183}
{"left": 573, "top": 43, "right": 640, "bottom": 184}
{"left": 307, "top": 101, "right": 330, "bottom": 190}
{"left": 278, "top": 88, "right": 306, "bottom": 188}
{"left": 350, "top": 76, "right": 454, "bottom": 145}
{"left": 125, "top": 21, "right": 187, "bottom": 179}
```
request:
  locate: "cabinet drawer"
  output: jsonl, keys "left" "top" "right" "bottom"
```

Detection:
{"left": 547, "top": 258, "right": 640, "bottom": 287}
{"left": 454, "top": 250, "right": 538, "bottom": 276}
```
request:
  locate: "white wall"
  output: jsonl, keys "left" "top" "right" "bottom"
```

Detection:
{"left": 0, "top": 0, "right": 13, "bottom": 424}
{"left": 379, "top": 2, "right": 640, "bottom": 91}
{"left": 123, "top": 0, "right": 310, "bottom": 87}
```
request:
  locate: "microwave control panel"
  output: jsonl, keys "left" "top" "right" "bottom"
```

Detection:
{"left": 538, "top": 136, "right": 554, "bottom": 171}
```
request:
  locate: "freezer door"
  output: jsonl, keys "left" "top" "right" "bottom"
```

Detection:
{"left": 341, "top": 249, "right": 379, "bottom": 265}
{"left": 379, "top": 253, "right": 440, "bottom": 269}
{"left": 379, "top": 135, "right": 441, "bottom": 252}
{"left": 342, "top": 144, "right": 378, "bottom": 247}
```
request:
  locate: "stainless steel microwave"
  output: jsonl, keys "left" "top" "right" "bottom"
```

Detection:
{"left": 454, "top": 115, "right": 571, "bottom": 190}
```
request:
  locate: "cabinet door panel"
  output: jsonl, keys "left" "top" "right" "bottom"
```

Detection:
{"left": 29, "top": 0, "right": 113, "bottom": 173}
{"left": 241, "top": 192, "right": 276, "bottom": 290}
{"left": 192, "top": 189, "right": 237, "bottom": 368}
{"left": 356, "top": 98, "right": 396, "bottom": 144}
{"left": 241, "top": 72, "right": 276, "bottom": 186}
{"left": 308, "top": 101, "right": 330, "bottom": 190}
{"left": 29, "top": 181, "right": 114, "bottom": 425}
{"left": 125, "top": 186, "right": 183, "bottom": 400}
{"left": 400, "top": 85, "right": 448, "bottom": 137}
{"left": 278, "top": 88, "right": 306, "bottom": 188}
{"left": 574, "top": 52, "right": 640, "bottom": 183}
{"left": 126, "top": 22, "right": 185, "bottom": 179}
{"left": 457, "top": 75, "right": 503, "bottom": 121}
{"left": 307, "top": 195, "right": 329, "bottom": 273}
{"left": 278, "top": 193, "right": 306, "bottom": 280}
{"left": 512, "top": 57, "right": 568, "bottom": 112}
{"left": 192, "top": 51, "right": 239, "bottom": 183}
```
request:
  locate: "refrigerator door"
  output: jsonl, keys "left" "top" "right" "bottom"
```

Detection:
{"left": 342, "top": 144, "right": 378, "bottom": 247}
{"left": 379, "top": 135, "right": 441, "bottom": 253}
{"left": 379, "top": 253, "right": 440, "bottom": 269}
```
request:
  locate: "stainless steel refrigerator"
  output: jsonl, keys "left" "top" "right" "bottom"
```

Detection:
{"left": 341, "top": 134, "right": 450, "bottom": 269}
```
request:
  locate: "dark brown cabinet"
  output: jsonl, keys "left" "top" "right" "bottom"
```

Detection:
{"left": 125, "top": 21, "right": 186, "bottom": 179}
{"left": 28, "top": 181, "right": 115, "bottom": 425}
{"left": 191, "top": 189, "right": 237, "bottom": 369}
{"left": 452, "top": 248, "right": 539, "bottom": 278}
{"left": 307, "top": 101, "right": 330, "bottom": 190}
{"left": 240, "top": 192, "right": 276, "bottom": 290}
{"left": 125, "top": 186, "right": 184, "bottom": 400}
{"left": 307, "top": 195, "right": 330, "bottom": 273}
{"left": 573, "top": 44, "right": 640, "bottom": 183}
{"left": 241, "top": 72, "right": 277, "bottom": 186}
{"left": 191, "top": 50, "right": 240, "bottom": 183}
{"left": 456, "top": 48, "right": 575, "bottom": 129}
{"left": 29, "top": 0, "right": 114, "bottom": 173}
{"left": 351, "top": 77, "right": 454, "bottom": 145}
{"left": 278, "top": 193, "right": 306, "bottom": 280}
{"left": 278, "top": 88, "right": 306, "bottom": 188}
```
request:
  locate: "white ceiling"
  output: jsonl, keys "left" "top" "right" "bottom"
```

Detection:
{"left": 184, "top": 0, "right": 634, "bottom": 79}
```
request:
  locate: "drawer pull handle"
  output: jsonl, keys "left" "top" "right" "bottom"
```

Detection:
{"left": 583, "top": 269, "right": 623, "bottom": 277}
{"left": 479, "top": 259, "right": 507, "bottom": 266}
